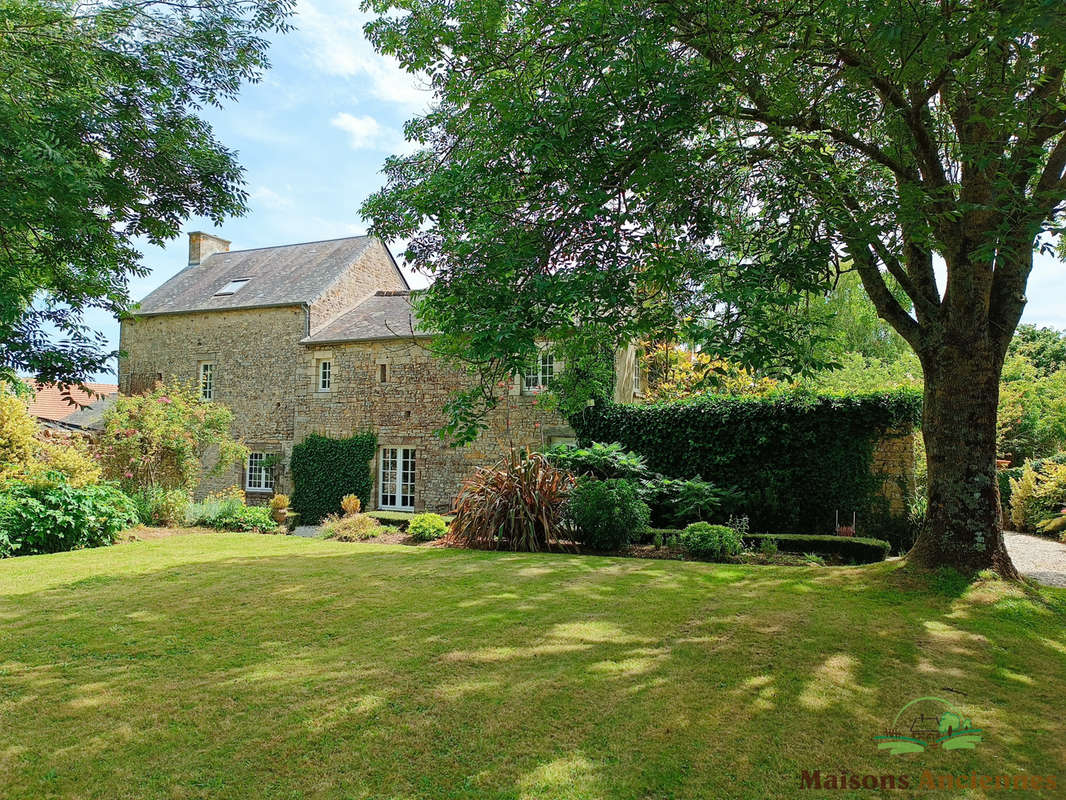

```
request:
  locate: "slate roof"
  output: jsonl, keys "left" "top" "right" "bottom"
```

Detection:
{"left": 135, "top": 236, "right": 385, "bottom": 315}
{"left": 26, "top": 381, "right": 118, "bottom": 422}
{"left": 302, "top": 291, "right": 429, "bottom": 344}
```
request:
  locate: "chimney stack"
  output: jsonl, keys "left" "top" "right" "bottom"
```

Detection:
{"left": 188, "top": 231, "right": 231, "bottom": 266}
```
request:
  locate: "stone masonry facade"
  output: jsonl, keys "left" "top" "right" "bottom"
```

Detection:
{"left": 119, "top": 234, "right": 605, "bottom": 511}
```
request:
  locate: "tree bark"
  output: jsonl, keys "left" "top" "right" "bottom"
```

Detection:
{"left": 910, "top": 341, "right": 1019, "bottom": 577}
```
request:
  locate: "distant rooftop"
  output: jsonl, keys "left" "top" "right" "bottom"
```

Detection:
{"left": 302, "top": 290, "right": 429, "bottom": 344}
{"left": 25, "top": 381, "right": 118, "bottom": 422}
{"left": 135, "top": 236, "right": 405, "bottom": 315}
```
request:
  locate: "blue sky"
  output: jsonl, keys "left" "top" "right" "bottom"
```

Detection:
{"left": 88, "top": 0, "right": 1066, "bottom": 380}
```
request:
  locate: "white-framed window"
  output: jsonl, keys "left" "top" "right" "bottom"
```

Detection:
{"left": 199, "top": 362, "right": 215, "bottom": 400}
{"left": 379, "top": 447, "right": 415, "bottom": 510}
{"left": 246, "top": 451, "right": 274, "bottom": 492}
{"left": 523, "top": 352, "right": 554, "bottom": 392}
{"left": 318, "top": 360, "right": 331, "bottom": 391}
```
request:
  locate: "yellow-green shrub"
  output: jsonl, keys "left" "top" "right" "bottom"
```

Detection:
{"left": 321, "top": 513, "right": 381, "bottom": 541}
{"left": 38, "top": 437, "right": 101, "bottom": 487}
{"left": 0, "top": 392, "right": 41, "bottom": 481}
{"left": 1009, "top": 462, "right": 1066, "bottom": 533}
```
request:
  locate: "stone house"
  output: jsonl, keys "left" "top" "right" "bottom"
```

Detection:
{"left": 119, "top": 233, "right": 642, "bottom": 511}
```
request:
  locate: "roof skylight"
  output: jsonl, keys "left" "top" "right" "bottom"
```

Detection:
{"left": 214, "top": 278, "right": 250, "bottom": 296}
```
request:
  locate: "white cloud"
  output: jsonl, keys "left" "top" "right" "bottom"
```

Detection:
{"left": 296, "top": 0, "right": 430, "bottom": 110}
{"left": 330, "top": 112, "right": 417, "bottom": 155}
{"left": 250, "top": 186, "right": 293, "bottom": 210}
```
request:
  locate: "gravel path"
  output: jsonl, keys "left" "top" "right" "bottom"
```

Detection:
{"left": 290, "top": 525, "right": 321, "bottom": 539}
{"left": 1004, "top": 531, "right": 1066, "bottom": 587}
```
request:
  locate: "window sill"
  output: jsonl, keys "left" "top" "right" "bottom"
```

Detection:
{"left": 245, "top": 487, "right": 274, "bottom": 494}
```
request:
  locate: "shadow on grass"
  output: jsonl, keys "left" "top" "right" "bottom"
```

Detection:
{"left": 0, "top": 539, "right": 1064, "bottom": 799}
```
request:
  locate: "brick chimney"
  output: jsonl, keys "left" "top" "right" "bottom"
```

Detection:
{"left": 188, "top": 231, "right": 231, "bottom": 266}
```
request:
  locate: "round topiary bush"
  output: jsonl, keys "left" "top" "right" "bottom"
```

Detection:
{"left": 565, "top": 477, "right": 650, "bottom": 551}
{"left": 678, "top": 522, "right": 743, "bottom": 561}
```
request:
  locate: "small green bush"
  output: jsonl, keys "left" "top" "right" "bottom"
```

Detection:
{"left": 408, "top": 512, "right": 449, "bottom": 541}
{"left": 758, "top": 537, "right": 779, "bottom": 556}
{"left": 0, "top": 475, "right": 137, "bottom": 557}
{"left": 544, "top": 442, "right": 649, "bottom": 481}
{"left": 678, "top": 522, "right": 743, "bottom": 560}
{"left": 1009, "top": 460, "right": 1066, "bottom": 533}
{"left": 131, "top": 488, "right": 191, "bottom": 527}
{"left": 211, "top": 504, "right": 277, "bottom": 533}
{"left": 565, "top": 477, "right": 650, "bottom": 551}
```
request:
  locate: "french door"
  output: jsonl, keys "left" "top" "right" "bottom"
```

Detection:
{"left": 379, "top": 447, "right": 415, "bottom": 510}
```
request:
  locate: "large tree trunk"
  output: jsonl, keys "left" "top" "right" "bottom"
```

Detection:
{"left": 909, "top": 342, "right": 1018, "bottom": 577}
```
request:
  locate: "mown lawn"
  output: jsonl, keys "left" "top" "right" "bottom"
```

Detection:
{"left": 1, "top": 531, "right": 1064, "bottom": 799}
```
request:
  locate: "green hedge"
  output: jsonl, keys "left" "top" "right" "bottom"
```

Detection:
{"left": 290, "top": 432, "right": 376, "bottom": 524}
{"left": 366, "top": 510, "right": 454, "bottom": 531}
{"left": 645, "top": 529, "right": 889, "bottom": 563}
{"left": 570, "top": 390, "right": 921, "bottom": 538}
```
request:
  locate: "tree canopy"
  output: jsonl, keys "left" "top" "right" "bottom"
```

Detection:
{"left": 364, "top": 0, "right": 1066, "bottom": 573}
{"left": 0, "top": 0, "right": 293, "bottom": 390}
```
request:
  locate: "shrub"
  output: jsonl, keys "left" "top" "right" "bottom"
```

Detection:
{"left": 37, "top": 435, "right": 101, "bottom": 487}
{"left": 450, "top": 452, "right": 574, "bottom": 551}
{"left": 269, "top": 493, "right": 289, "bottom": 512}
{"left": 565, "top": 477, "right": 650, "bottom": 551}
{"left": 743, "top": 533, "right": 889, "bottom": 562}
{"left": 322, "top": 513, "right": 382, "bottom": 541}
{"left": 408, "top": 512, "right": 448, "bottom": 541}
{"left": 570, "top": 390, "right": 923, "bottom": 535}
{"left": 0, "top": 475, "right": 137, "bottom": 557}
{"left": 130, "top": 487, "right": 191, "bottom": 527}
{"left": 543, "top": 441, "right": 649, "bottom": 480}
{"left": 98, "top": 381, "right": 247, "bottom": 492}
{"left": 1010, "top": 461, "right": 1066, "bottom": 533}
{"left": 290, "top": 433, "right": 376, "bottom": 524}
{"left": 0, "top": 393, "right": 101, "bottom": 486}
{"left": 341, "top": 494, "right": 362, "bottom": 516}
{"left": 678, "top": 522, "right": 742, "bottom": 560}
{"left": 211, "top": 504, "right": 277, "bottom": 533}
{"left": 0, "top": 391, "right": 39, "bottom": 482}
{"left": 640, "top": 475, "right": 739, "bottom": 527}
{"left": 758, "top": 537, "right": 779, "bottom": 556}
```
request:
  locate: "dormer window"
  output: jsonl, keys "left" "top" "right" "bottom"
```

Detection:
{"left": 214, "top": 278, "right": 250, "bottom": 296}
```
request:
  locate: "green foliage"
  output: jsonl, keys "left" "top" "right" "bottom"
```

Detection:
{"left": 996, "top": 354, "right": 1066, "bottom": 463}
{"left": 98, "top": 381, "right": 247, "bottom": 492}
{"left": 565, "top": 477, "right": 650, "bottom": 551}
{"left": 0, "top": 474, "right": 136, "bottom": 557}
{"left": 1, "top": 391, "right": 101, "bottom": 486}
{"left": 571, "top": 390, "right": 922, "bottom": 536}
{"left": 130, "top": 488, "right": 191, "bottom": 527}
{"left": 758, "top": 538, "right": 779, "bottom": 556}
{"left": 799, "top": 351, "right": 923, "bottom": 394}
{"left": 289, "top": 433, "right": 376, "bottom": 525}
{"left": 1009, "top": 325, "right": 1066, "bottom": 376}
{"left": 1009, "top": 461, "right": 1066, "bottom": 534}
{"left": 678, "top": 523, "right": 743, "bottom": 561}
{"left": 0, "top": 391, "right": 41, "bottom": 481}
{"left": 211, "top": 505, "right": 277, "bottom": 533}
{"left": 657, "top": 528, "right": 890, "bottom": 563}
{"left": 0, "top": 0, "right": 294, "bottom": 389}
{"left": 408, "top": 513, "right": 449, "bottom": 541}
{"left": 639, "top": 475, "right": 741, "bottom": 528}
{"left": 543, "top": 442, "right": 649, "bottom": 481}
{"left": 450, "top": 452, "right": 574, "bottom": 551}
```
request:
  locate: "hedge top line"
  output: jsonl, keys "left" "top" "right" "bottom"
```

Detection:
{"left": 578, "top": 387, "right": 923, "bottom": 425}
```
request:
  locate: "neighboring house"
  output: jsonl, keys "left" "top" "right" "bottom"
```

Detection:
{"left": 119, "top": 232, "right": 642, "bottom": 511}
{"left": 25, "top": 380, "right": 118, "bottom": 431}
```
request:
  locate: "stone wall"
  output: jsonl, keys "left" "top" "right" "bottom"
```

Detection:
{"left": 871, "top": 427, "right": 917, "bottom": 516}
{"left": 307, "top": 241, "right": 408, "bottom": 333}
{"left": 296, "top": 338, "right": 573, "bottom": 512}
{"left": 118, "top": 305, "right": 309, "bottom": 498}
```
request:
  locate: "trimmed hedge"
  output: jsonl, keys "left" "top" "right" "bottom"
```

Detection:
{"left": 646, "top": 529, "right": 889, "bottom": 563}
{"left": 570, "top": 390, "right": 921, "bottom": 538}
{"left": 742, "top": 534, "right": 890, "bottom": 563}
{"left": 290, "top": 432, "right": 376, "bottom": 524}
{"left": 367, "top": 510, "right": 454, "bottom": 531}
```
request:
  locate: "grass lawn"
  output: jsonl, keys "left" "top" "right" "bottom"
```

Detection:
{"left": 1, "top": 531, "right": 1064, "bottom": 799}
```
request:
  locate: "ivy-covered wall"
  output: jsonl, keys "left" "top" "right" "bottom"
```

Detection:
{"left": 290, "top": 432, "right": 377, "bottom": 524}
{"left": 569, "top": 390, "right": 922, "bottom": 541}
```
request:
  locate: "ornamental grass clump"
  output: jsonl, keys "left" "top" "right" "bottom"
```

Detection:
{"left": 449, "top": 453, "right": 574, "bottom": 551}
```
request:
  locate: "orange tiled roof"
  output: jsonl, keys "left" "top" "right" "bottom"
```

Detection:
{"left": 25, "top": 380, "right": 118, "bottom": 421}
